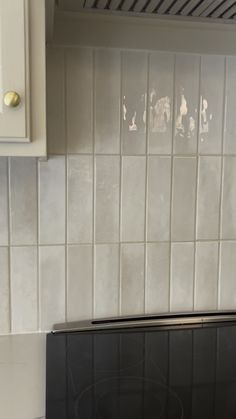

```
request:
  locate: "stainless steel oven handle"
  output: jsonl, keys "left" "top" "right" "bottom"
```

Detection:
{"left": 52, "top": 310, "right": 236, "bottom": 334}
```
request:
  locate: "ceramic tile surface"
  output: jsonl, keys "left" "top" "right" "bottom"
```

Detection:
{"left": 0, "top": 158, "right": 8, "bottom": 246}
{"left": 9, "top": 158, "right": 37, "bottom": 245}
{"left": 95, "top": 49, "right": 120, "bottom": 154}
{"left": 1, "top": 46, "right": 236, "bottom": 335}
{"left": 66, "top": 48, "right": 93, "bottom": 153}
{"left": 67, "top": 245, "right": 93, "bottom": 321}
{"left": 39, "top": 156, "right": 66, "bottom": 244}
{"left": 11, "top": 246, "right": 38, "bottom": 333}
{"left": 197, "top": 156, "right": 221, "bottom": 239}
{"left": 0, "top": 247, "right": 9, "bottom": 334}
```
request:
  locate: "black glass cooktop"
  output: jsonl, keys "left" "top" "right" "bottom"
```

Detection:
{"left": 46, "top": 318, "right": 236, "bottom": 419}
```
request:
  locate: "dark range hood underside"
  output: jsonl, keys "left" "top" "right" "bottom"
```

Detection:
{"left": 57, "top": 0, "right": 236, "bottom": 22}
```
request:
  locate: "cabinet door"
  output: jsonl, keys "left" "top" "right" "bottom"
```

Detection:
{"left": 0, "top": 0, "right": 46, "bottom": 156}
{"left": 0, "top": 0, "right": 29, "bottom": 141}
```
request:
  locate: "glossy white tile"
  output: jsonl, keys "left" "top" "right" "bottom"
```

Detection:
{"left": 46, "top": 47, "right": 65, "bottom": 154}
{"left": 146, "top": 243, "right": 169, "bottom": 313}
{"left": 67, "top": 155, "right": 93, "bottom": 243}
{"left": 195, "top": 242, "right": 218, "bottom": 310}
{"left": 95, "top": 156, "right": 120, "bottom": 243}
{"left": 0, "top": 158, "right": 8, "bottom": 246}
{"left": 122, "top": 51, "right": 147, "bottom": 154}
{"left": 219, "top": 241, "right": 236, "bottom": 309}
{"left": 221, "top": 157, "right": 236, "bottom": 239}
{"left": 147, "top": 156, "right": 171, "bottom": 241}
{"left": 66, "top": 48, "right": 93, "bottom": 153}
{"left": 172, "top": 157, "right": 197, "bottom": 241}
{"left": 95, "top": 49, "right": 120, "bottom": 154}
{"left": 224, "top": 57, "right": 236, "bottom": 154}
{"left": 39, "top": 156, "right": 66, "bottom": 244}
{"left": 0, "top": 247, "right": 9, "bottom": 334}
{"left": 170, "top": 242, "right": 194, "bottom": 312}
{"left": 199, "top": 55, "right": 224, "bottom": 154}
{"left": 121, "top": 244, "right": 145, "bottom": 315}
{"left": 148, "top": 52, "right": 174, "bottom": 154}
{"left": 67, "top": 245, "right": 93, "bottom": 321}
{"left": 11, "top": 247, "right": 37, "bottom": 333}
{"left": 9, "top": 158, "right": 37, "bottom": 245}
{"left": 94, "top": 244, "right": 119, "bottom": 318}
{"left": 121, "top": 156, "right": 146, "bottom": 242}
{"left": 174, "top": 54, "right": 200, "bottom": 155}
{"left": 197, "top": 156, "right": 221, "bottom": 239}
{"left": 39, "top": 246, "right": 65, "bottom": 330}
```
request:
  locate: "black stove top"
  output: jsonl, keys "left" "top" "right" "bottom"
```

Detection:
{"left": 46, "top": 315, "right": 236, "bottom": 419}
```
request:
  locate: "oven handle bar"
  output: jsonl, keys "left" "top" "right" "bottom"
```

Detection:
{"left": 52, "top": 311, "right": 236, "bottom": 334}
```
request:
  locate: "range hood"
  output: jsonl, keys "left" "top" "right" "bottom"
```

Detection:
{"left": 56, "top": 0, "right": 236, "bottom": 22}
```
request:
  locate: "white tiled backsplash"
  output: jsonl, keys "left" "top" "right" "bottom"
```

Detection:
{"left": 1, "top": 46, "right": 236, "bottom": 335}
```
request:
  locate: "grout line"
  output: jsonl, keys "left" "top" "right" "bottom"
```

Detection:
{"left": 37, "top": 159, "right": 41, "bottom": 331}
{"left": 64, "top": 47, "right": 68, "bottom": 323}
{"left": 193, "top": 55, "right": 201, "bottom": 312}
{"left": 217, "top": 56, "right": 227, "bottom": 310}
{"left": 118, "top": 50, "right": 123, "bottom": 317}
{"left": 46, "top": 152, "right": 236, "bottom": 157}
{"left": 3, "top": 238, "right": 236, "bottom": 248}
{"left": 92, "top": 49, "right": 96, "bottom": 320}
{"left": 35, "top": 158, "right": 40, "bottom": 331}
{"left": 143, "top": 52, "right": 150, "bottom": 315}
{"left": 168, "top": 53, "right": 176, "bottom": 313}
{"left": 6, "top": 158, "right": 12, "bottom": 334}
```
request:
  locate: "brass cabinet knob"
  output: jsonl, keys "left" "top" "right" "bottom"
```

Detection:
{"left": 4, "top": 91, "right": 21, "bottom": 108}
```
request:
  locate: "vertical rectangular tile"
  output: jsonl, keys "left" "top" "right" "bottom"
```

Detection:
{"left": 67, "top": 245, "right": 93, "bottom": 321}
{"left": 122, "top": 51, "right": 147, "bottom": 154}
{"left": 224, "top": 57, "right": 236, "bottom": 154}
{"left": 121, "top": 156, "right": 146, "bottom": 242}
{"left": 174, "top": 54, "right": 200, "bottom": 154}
{"left": 0, "top": 158, "right": 8, "bottom": 246}
{"left": 170, "top": 242, "right": 194, "bottom": 312}
{"left": 0, "top": 247, "right": 9, "bottom": 334}
{"left": 199, "top": 55, "right": 224, "bottom": 154}
{"left": 221, "top": 157, "right": 236, "bottom": 239}
{"left": 67, "top": 155, "right": 93, "bottom": 243}
{"left": 94, "top": 244, "right": 119, "bottom": 318}
{"left": 95, "top": 49, "right": 120, "bottom": 154}
{"left": 39, "top": 246, "right": 65, "bottom": 330}
{"left": 39, "top": 156, "right": 65, "bottom": 244}
{"left": 121, "top": 244, "right": 145, "bottom": 315}
{"left": 171, "top": 157, "right": 197, "bottom": 241}
{"left": 197, "top": 156, "right": 221, "bottom": 240}
{"left": 148, "top": 52, "right": 174, "bottom": 154}
{"left": 66, "top": 48, "right": 93, "bottom": 153}
{"left": 95, "top": 156, "right": 120, "bottom": 243}
{"left": 11, "top": 247, "right": 37, "bottom": 333}
{"left": 219, "top": 241, "right": 236, "bottom": 309}
{"left": 147, "top": 156, "right": 171, "bottom": 241}
{"left": 195, "top": 242, "right": 218, "bottom": 311}
{"left": 146, "top": 243, "right": 169, "bottom": 314}
{"left": 9, "top": 158, "right": 37, "bottom": 245}
{"left": 46, "top": 47, "right": 65, "bottom": 154}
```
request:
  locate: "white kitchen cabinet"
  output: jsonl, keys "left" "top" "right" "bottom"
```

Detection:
{"left": 0, "top": 0, "right": 46, "bottom": 156}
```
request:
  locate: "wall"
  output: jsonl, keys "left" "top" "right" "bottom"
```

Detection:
{"left": 1, "top": 45, "right": 236, "bottom": 334}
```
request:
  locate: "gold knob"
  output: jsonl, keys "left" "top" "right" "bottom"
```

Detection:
{"left": 4, "top": 91, "right": 21, "bottom": 108}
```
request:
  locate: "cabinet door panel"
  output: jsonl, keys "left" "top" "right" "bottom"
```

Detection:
{"left": 0, "top": 0, "right": 28, "bottom": 140}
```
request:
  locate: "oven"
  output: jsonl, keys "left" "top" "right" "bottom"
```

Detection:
{"left": 46, "top": 311, "right": 236, "bottom": 419}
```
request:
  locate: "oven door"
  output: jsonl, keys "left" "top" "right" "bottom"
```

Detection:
{"left": 46, "top": 312, "right": 236, "bottom": 419}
